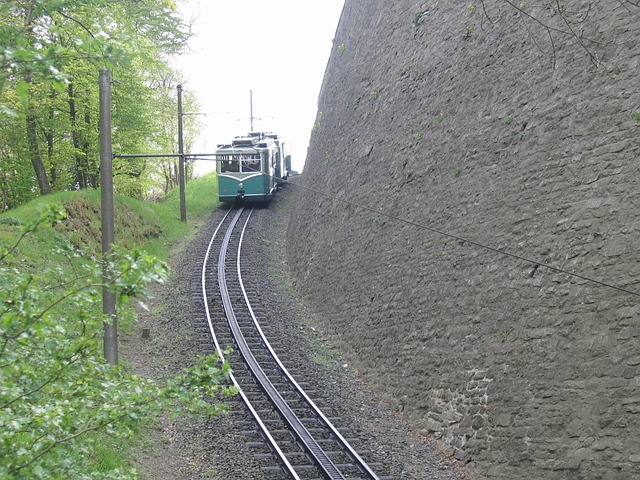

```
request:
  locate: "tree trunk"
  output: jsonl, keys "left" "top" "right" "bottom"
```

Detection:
{"left": 69, "top": 82, "right": 88, "bottom": 189}
{"left": 45, "top": 90, "right": 56, "bottom": 187}
{"left": 84, "top": 110, "right": 97, "bottom": 188}
{"left": 21, "top": 15, "right": 50, "bottom": 196}
{"left": 25, "top": 85, "right": 50, "bottom": 195}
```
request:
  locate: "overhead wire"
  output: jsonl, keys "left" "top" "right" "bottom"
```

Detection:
{"left": 280, "top": 176, "right": 640, "bottom": 299}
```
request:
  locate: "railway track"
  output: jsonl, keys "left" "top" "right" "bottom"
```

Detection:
{"left": 200, "top": 206, "right": 388, "bottom": 479}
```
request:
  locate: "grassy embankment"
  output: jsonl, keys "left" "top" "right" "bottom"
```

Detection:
{"left": 0, "top": 173, "right": 219, "bottom": 477}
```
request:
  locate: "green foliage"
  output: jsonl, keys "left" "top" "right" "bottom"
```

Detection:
{"left": 0, "top": 204, "right": 235, "bottom": 479}
{"left": 0, "top": 216, "right": 21, "bottom": 226}
{"left": 312, "top": 111, "right": 325, "bottom": 135}
{"left": 174, "top": 173, "right": 218, "bottom": 219}
{"left": 633, "top": 112, "right": 640, "bottom": 122}
{"left": 0, "top": 0, "right": 194, "bottom": 209}
{"left": 108, "top": 246, "right": 169, "bottom": 300}
{"left": 0, "top": 0, "right": 188, "bottom": 100}
{"left": 499, "top": 328, "right": 514, "bottom": 343}
{"left": 435, "top": 112, "right": 446, "bottom": 124}
{"left": 463, "top": 22, "right": 476, "bottom": 39}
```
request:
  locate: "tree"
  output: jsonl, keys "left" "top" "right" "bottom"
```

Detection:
{"left": 0, "top": 0, "right": 192, "bottom": 206}
{"left": 145, "top": 68, "right": 201, "bottom": 197}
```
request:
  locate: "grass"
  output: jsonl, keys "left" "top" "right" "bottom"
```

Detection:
{"left": 0, "top": 172, "right": 219, "bottom": 478}
{"left": 85, "top": 429, "right": 145, "bottom": 477}
{"left": 1, "top": 173, "right": 218, "bottom": 259}
{"left": 298, "top": 315, "right": 336, "bottom": 368}
{"left": 311, "top": 342, "right": 335, "bottom": 367}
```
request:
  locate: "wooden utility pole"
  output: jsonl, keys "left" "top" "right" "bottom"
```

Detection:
{"left": 99, "top": 68, "right": 117, "bottom": 365}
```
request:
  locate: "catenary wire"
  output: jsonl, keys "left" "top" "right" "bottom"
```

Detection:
{"left": 280, "top": 176, "right": 640, "bottom": 299}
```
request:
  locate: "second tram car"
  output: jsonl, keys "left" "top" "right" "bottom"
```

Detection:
{"left": 215, "top": 132, "right": 290, "bottom": 203}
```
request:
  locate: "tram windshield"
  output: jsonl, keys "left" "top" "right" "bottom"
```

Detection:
{"left": 242, "top": 155, "right": 261, "bottom": 172}
{"left": 220, "top": 157, "right": 239, "bottom": 172}
{"left": 219, "top": 153, "right": 262, "bottom": 173}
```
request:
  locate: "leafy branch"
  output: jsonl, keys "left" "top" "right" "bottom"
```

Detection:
{"left": 0, "top": 204, "right": 235, "bottom": 478}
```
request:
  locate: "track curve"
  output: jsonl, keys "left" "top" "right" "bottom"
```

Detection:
{"left": 200, "top": 206, "right": 386, "bottom": 479}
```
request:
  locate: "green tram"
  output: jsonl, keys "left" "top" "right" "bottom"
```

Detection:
{"left": 215, "top": 132, "right": 290, "bottom": 203}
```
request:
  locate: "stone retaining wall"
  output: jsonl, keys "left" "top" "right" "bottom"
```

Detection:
{"left": 286, "top": 1, "right": 640, "bottom": 478}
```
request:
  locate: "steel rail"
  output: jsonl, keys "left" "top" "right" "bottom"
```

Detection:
{"left": 218, "top": 209, "right": 346, "bottom": 479}
{"left": 201, "top": 207, "right": 301, "bottom": 479}
{"left": 236, "top": 212, "right": 382, "bottom": 480}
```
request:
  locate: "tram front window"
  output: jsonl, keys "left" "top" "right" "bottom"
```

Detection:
{"left": 243, "top": 159, "right": 261, "bottom": 172}
{"left": 221, "top": 159, "right": 239, "bottom": 173}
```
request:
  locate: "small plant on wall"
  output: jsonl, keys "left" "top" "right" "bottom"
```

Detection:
{"left": 312, "top": 111, "right": 324, "bottom": 135}
{"left": 463, "top": 22, "right": 475, "bottom": 39}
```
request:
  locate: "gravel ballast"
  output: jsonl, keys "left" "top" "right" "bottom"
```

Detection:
{"left": 123, "top": 186, "right": 469, "bottom": 480}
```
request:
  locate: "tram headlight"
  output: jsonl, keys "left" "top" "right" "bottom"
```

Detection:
{"left": 238, "top": 182, "right": 244, "bottom": 189}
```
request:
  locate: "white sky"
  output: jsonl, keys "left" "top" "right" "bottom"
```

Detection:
{"left": 172, "top": 0, "right": 345, "bottom": 173}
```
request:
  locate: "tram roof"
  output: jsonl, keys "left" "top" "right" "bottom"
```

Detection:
{"left": 215, "top": 131, "right": 279, "bottom": 152}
